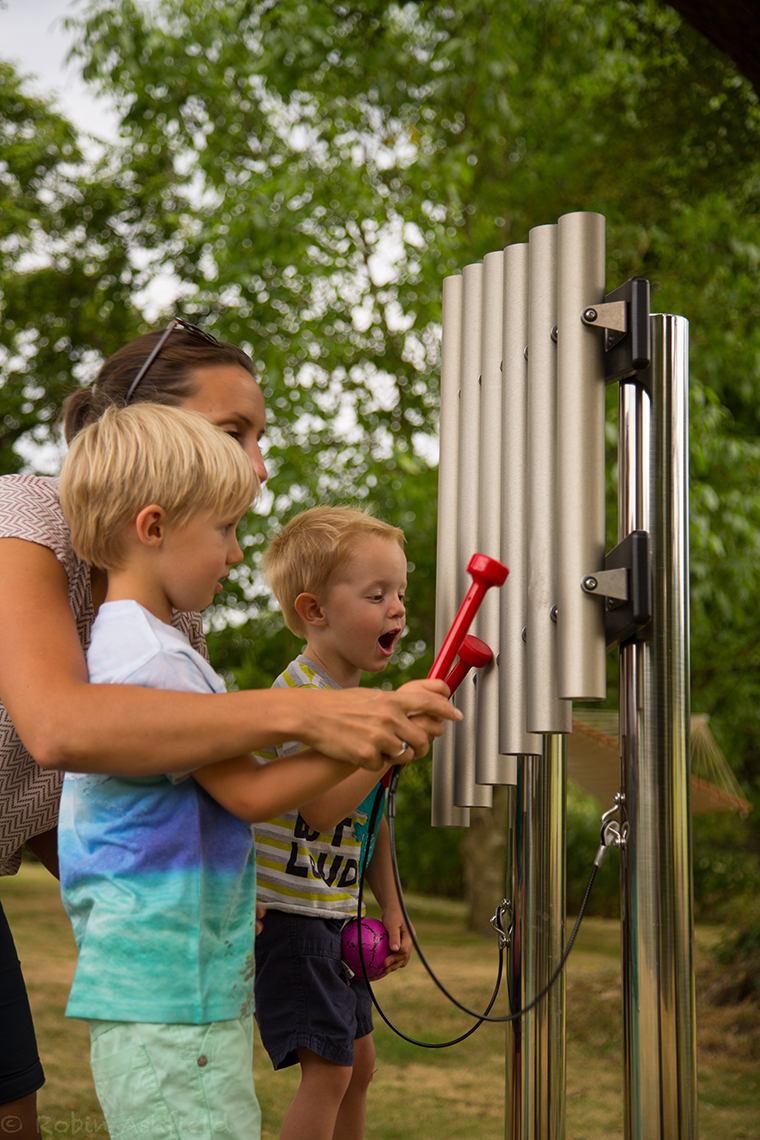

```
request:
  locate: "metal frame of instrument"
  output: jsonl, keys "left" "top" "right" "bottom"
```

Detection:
{"left": 433, "top": 212, "right": 695, "bottom": 1140}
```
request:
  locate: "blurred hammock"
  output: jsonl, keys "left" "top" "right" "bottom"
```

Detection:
{"left": 568, "top": 711, "right": 752, "bottom": 815}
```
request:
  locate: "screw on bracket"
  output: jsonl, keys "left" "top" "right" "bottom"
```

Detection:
{"left": 581, "top": 300, "right": 627, "bottom": 333}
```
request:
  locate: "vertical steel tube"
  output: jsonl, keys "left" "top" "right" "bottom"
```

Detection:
{"left": 432, "top": 273, "right": 471, "bottom": 828}
{"left": 478, "top": 250, "right": 516, "bottom": 786}
{"left": 455, "top": 262, "right": 492, "bottom": 808}
{"left": 500, "top": 243, "right": 542, "bottom": 757}
{"left": 505, "top": 736, "right": 567, "bottom": 1140}
{"left": 526, "top": 225, "right": 572, "bottom": 735}
{"left": 556, "top": 211, "right": 607, "bottom": 701}
{"left": 619, "top": 314, "right": 696, "bottom": 1140}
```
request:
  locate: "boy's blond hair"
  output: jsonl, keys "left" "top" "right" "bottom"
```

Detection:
{"left": 59, "top": 403, "right": 259, "bottom": 569}
{"left": 264, "top": 506, "right": 406, "bottom": 637}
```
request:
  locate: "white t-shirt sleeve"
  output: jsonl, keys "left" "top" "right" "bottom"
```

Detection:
{"left": 86, "top": 600, "right": 226, "bottom": 782}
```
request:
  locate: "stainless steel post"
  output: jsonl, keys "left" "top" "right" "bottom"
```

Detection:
{"left": 618, "top": 314, "right": 696, "bottom": 1139}
{"left": 505, "top": 735, "right": 567, "bottom": 1140}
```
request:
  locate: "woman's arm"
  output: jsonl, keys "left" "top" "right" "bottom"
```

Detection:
{"left": 0, "top": 540, "right": 459, "bottom": 775}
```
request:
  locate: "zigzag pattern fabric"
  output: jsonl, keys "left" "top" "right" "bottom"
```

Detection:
{"left": 0, "top": 474, "right": 207, "bottom": 876}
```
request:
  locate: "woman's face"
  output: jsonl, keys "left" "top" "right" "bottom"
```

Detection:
{"left": 181, "top": 365, "right": 268, "bottom": 484}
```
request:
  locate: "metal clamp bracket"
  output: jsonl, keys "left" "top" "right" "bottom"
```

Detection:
{"left": 595, "top": 797, "right": 628, "bottom": 867}
{"left": 581, "top": 530, "right": 652, "bottom": 650}
{"left": 581, "top": 300, "right": 627, "bottom": 335}
{"left": 491, "top": 898, "right": 512, "bottom": 951}
{"left": 581, "top": 276, "right": 651, "bottom": 391}
{"left": 581, "top": 567, "right": 628, "bottom": 603}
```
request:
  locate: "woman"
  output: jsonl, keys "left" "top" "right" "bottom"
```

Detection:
{"left": 0, "top": 320, "right": 457, "bottom": 1137}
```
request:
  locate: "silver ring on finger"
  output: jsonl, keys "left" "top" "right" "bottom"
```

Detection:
{"left": 395, "top": 741, "right": 409, "bottom": 758}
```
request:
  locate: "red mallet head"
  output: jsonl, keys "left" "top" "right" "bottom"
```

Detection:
{"left": 467, "top": 552, "right": 510, "bottom": 589}
{"left": 444, "top": 634, "right": 493, "bottom": 695}
{"left": 429, "top": 553, "right": 508, "bottom": 682}
{"left": 341, "top": 917, "right": 391, "bottom": 980}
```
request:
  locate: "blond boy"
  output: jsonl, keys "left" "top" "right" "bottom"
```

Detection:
{"left": 57, "top": 409, "right": 392, "bottom": 1140}
{"left": 254, "top": 506, "right": 414, "bottom": 1140}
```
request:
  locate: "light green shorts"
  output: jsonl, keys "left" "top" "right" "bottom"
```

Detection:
{"left": 88, "top": 1016, "right": 261, "bottom": 1139}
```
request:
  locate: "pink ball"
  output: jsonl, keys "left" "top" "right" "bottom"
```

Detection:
{"left": 341, "top": 917, "right": 391, "bottom": 980}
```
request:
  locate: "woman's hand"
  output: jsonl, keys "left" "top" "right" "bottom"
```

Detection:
{"left": 294, "top": 679, "right": 459, "bottom": 771}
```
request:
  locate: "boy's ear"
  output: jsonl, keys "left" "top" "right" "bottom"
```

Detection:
{"left": 294, "top": 592, "right": 328, "bottom": 628}
{"left": 134, "top": 504, "right": 168, "bottom": 549}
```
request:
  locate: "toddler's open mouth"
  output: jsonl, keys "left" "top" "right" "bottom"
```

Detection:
{"left": 378, "top": 629, "right": 400, "bottom": 656}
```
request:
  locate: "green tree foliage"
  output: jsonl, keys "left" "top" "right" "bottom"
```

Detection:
{"left": 0, "top": 59, "right": 193, "bottom": 473}
{"left": 3, "top": 1, "right": 760, "bottom": 919}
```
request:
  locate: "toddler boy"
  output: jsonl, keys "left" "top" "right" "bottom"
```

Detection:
{"left": 254, "top": 505, "right": 414, "bottom": 1140}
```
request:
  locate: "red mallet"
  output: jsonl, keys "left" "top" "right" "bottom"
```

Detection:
{"left": 444, "top": 634, "right": 493, "bottom": 696}
{"left": 429, "top": 553, "right": 508, "bottom": 682}
{"left": 381, "top": 555, "right": 507, "bottom": 788}
{"left": 341, "top": 917, "right": 391, "bottom": 980}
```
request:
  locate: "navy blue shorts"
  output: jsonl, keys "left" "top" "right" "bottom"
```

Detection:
{"left": 254, "top": 910, "right": 373, "bottom": 1071}
{"left": 0, "top": 893, "right": 45, "bottom": 1103}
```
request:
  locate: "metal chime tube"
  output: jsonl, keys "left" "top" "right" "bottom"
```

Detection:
{"left": 556, "top": 211, "right": 607, "bottom": 700}
{"left": 432, "top": 273, "right": 470, "bottom": 828}
{"left": 503, "top": 238, "right": 556, "bottom": 1139}
{"left": 525, "top": 224, "right": 572, "bottom": 735}
{"left": 477, "top": 250, "right": 516, "bottom": 786}
{"left": 505, "top": 222, "right": 573, "bottom": 1140}
{"left": 454, "top": 262, "right": 492, "bottom": 808}
{"left": 619, "top": 314, "right": 696, "bottom": 1140}
{"left": 500, "top": 244, "right": 542, "bottom": 758}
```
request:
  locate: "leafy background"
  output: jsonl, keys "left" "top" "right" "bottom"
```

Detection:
{"left": 2, "top": 0, "right": 759, "bottom": 961}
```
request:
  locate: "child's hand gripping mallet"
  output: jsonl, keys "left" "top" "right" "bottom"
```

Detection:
{"left": 382, "top": 553, "right": 508, "bottom": 787}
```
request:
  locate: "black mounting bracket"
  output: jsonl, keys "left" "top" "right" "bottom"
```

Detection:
{"left": 581, "top": 276, "right": 651, "bottom": 395}
{"left": 581, "top": 530, "right": 652, "bottom": 650}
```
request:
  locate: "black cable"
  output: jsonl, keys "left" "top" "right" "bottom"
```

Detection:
{"left": 384, "top": 766, "right": 600, "bottom": 1025}
{"left": 351, "top": 779, "right": 505, "bottom": 1048}
{"left": 352, "top": 763, "right": 601, "bottom": 1040}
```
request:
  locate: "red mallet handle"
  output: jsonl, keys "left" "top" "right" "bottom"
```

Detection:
{"left": 444, "top": 634, "right": 493, "bottom": 695}
{"left": 429, "top": 553, "right": 508, "bottom": 682}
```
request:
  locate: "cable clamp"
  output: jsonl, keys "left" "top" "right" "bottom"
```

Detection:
{"left": 490, "top": 899, "right": 512, "bottom": 950}
{"left": 595, "top": 798, "right": 627, "bottom": 867}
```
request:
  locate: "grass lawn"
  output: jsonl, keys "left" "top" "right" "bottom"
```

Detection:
{"left": 2, "top": 862, "right": 758, "bottom": 1138}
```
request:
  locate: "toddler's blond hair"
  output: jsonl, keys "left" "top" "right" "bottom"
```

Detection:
{"left": 264, "top": 505, "right": 405, "bottom": 636}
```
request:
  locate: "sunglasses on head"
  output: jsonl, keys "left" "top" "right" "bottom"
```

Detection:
{"left": 125, "top": 317, "right": 220, "bottom": 403}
